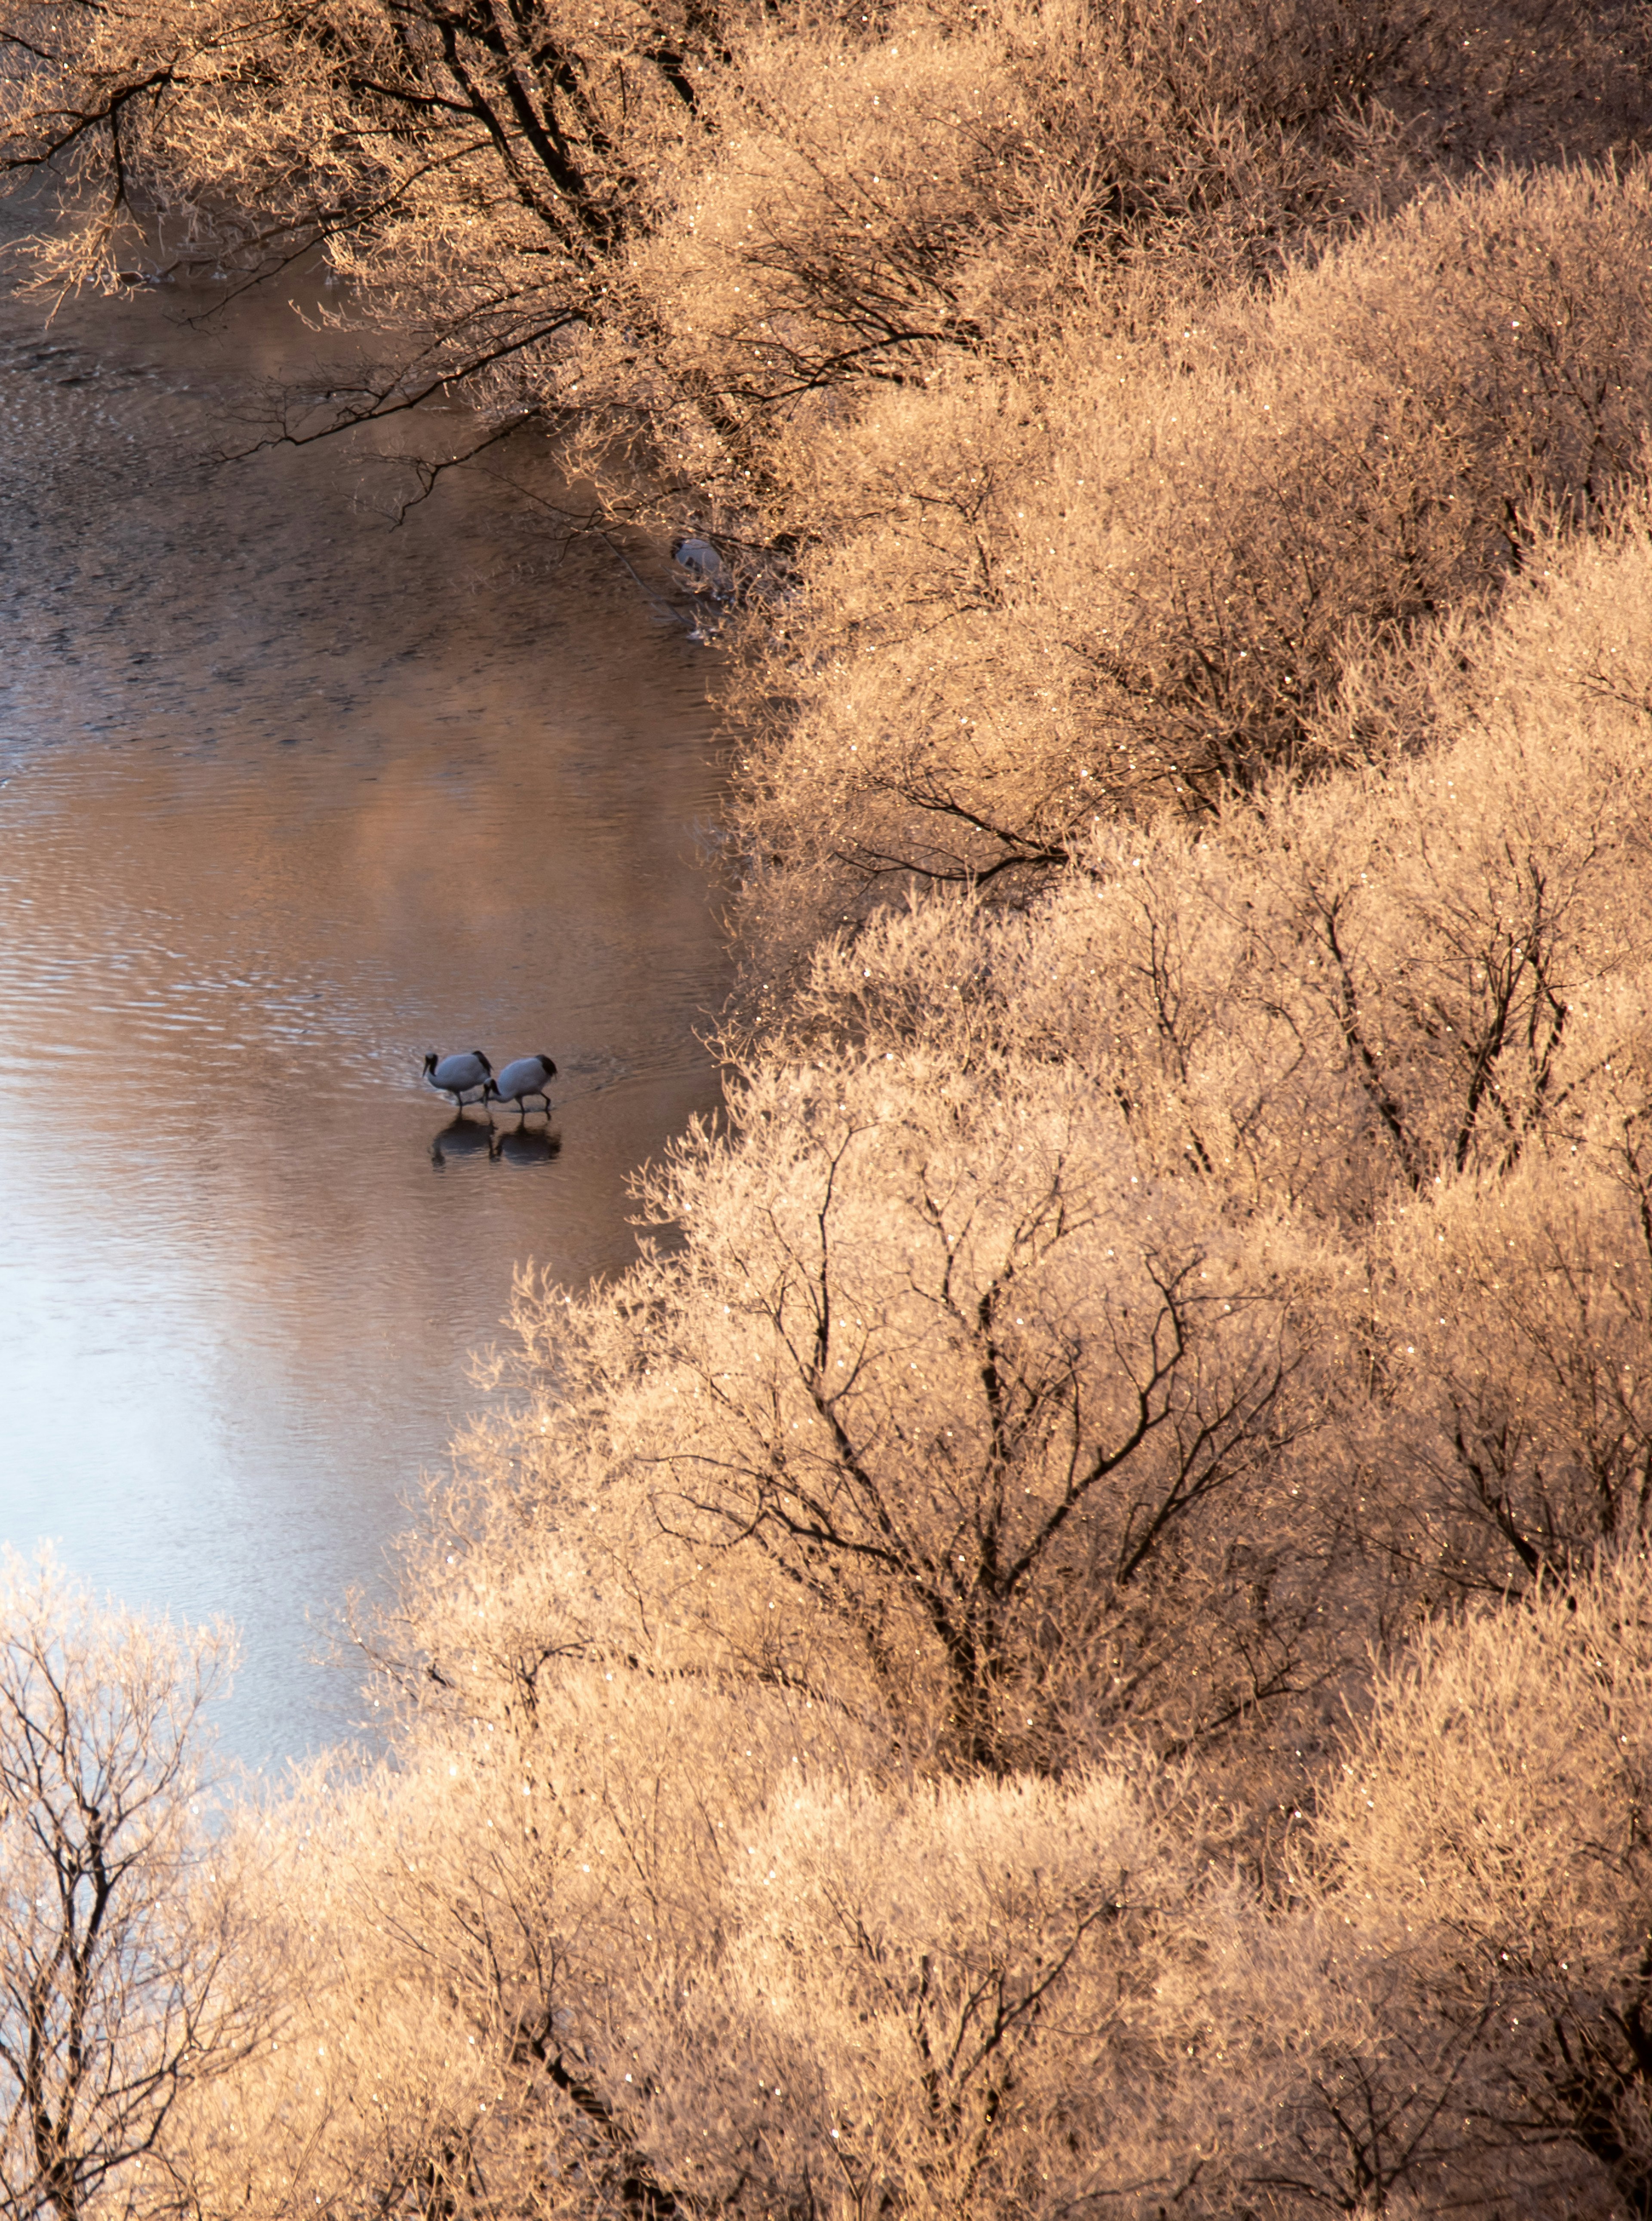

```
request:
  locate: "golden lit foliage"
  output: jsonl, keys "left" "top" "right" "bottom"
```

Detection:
{"left": 1376, "top": 1107, "right": 1652, "bottom": 1593}
{"left": 182, "top": 1694, "right": 1269, "bottom": 2221}
{"left": 627, "top": 0, "right": 1418, "bottom": 424}
{"left": 610, "top": 1765, "right": 1224, "bottom": 2221}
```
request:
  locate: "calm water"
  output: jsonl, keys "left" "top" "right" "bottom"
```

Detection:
{"left": 0, "top": 264, "right": 729, "bottom": 1768}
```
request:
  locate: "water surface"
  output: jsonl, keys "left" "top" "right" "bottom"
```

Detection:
{"left": 0, "top": 263, "right": 728, "bottom": 1766}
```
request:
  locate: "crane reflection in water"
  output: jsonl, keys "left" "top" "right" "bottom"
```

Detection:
{"left": 429, "top": 1116, "right": 564, "bottom": 1169}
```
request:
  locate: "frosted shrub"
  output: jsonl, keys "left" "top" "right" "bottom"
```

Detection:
{"left": 730, "top": 517, "right": 1652, "bottom": 1635}
{"left": 174, "top": 1659, "right": 888, "bottom": 2221}
{"left": 731, "top": 166, "right": 1652, "bottom": 963}
{"left": 632, "top": 0, "right": 1418, "bottom": 440}
{"left": 227, "top": 1707, "right": 1292, "bottom": 2221}
{"left": 628, "top": 1767, "right": 1231, "bottom": 2221}
{"left": 766, "top": 509, "right": 1652, "bottom": 1223}
{"left": 1375, "top": 1107, "right": 1652, "bottom": 1593}
{"left": 1313, "top": 1555, "right": 1652, "bottom": 2216}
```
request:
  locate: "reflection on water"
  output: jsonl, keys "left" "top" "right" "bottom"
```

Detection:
{"left": 427, "top": 1115, "right": 564, "bottom": 1170}
{"left": 0, "top": 250, "right": 727, "bottom": 1769}
{"left": 493, "top": 1124, "right": 564, "bottom": 1170}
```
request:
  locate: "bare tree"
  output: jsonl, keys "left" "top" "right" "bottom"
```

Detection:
{"left": 435, "top": 1048, "right": 1331, "bottom": 1779}
{"left": 0, "top": 1550, "right": 269, "bottom": 2221}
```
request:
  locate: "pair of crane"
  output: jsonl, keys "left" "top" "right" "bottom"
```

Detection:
{"left": 422, "top": 1049, "right": 557, "bottom": 1115}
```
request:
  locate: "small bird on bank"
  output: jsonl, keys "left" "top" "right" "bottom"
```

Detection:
{"left": 423, "top": 1049, "right": 493, "bottom": 1107}
{"left": 672, "top": 535, "right": 732, "bottom": 597}
{"left": 489, "top": 1053, "right": 558, "bottom": 1115}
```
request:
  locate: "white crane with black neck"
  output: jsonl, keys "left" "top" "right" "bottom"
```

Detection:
{"left": 422, "top": 1049, "right": 493, "bottom": 1107}
{"left": 489, "top": 1053, "right": 558, "bottom": 1114}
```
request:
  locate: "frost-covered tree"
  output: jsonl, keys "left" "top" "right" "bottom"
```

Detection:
{"left": 728, "top": 167, "right": 1652, "bottom": 967}
{"left": 0, "top": 1551, "right": 268, "bottom": 2221}
{"left": 422, "top": 1045, "right": 1344, "bottom": 1777}
{"left": 1315, "top": 1552, "right": 1652, "bottom": 2217}
{"left": 1, "top": 0, "right": 1639, "bottom": 521}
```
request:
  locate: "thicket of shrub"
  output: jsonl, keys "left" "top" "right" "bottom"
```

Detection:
{"left": 727, "top": 167, "right": 1652, "bottom": 977}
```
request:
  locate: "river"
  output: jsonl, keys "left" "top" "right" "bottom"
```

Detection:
{"left": 0, "top": 253, "right": 730, "bottom": 1770}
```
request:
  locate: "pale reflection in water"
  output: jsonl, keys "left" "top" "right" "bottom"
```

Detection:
{"left": 0, "top": 243, "right": 727, "bottom": 1769}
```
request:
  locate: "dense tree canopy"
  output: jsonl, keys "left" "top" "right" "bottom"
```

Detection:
{"left": 2, "top": 0, "right": 1644, "bottom": 502}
